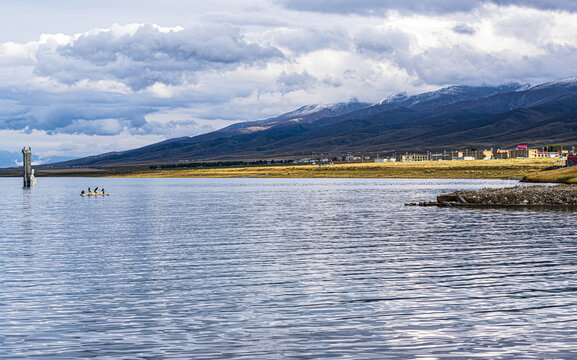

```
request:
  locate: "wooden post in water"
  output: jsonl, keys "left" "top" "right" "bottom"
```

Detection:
{"left": 22, "top": 147, "right": 32, "bottom": 188}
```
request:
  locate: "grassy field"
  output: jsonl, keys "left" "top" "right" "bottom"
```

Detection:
{"left": 524, "top": 165, "right": 577, "bottom": 183}
{"left": 108, "top": 158, "right": 557, "bottom": 179}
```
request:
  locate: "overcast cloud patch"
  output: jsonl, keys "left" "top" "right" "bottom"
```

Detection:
{"left": 34, "top": 24, "right": 285, "bottom": 91}
{"left": 278, "top": 0, "right": 577, "bottom": 14}
{"left": 278, "top": 0, "right": 478, "bottom": 15}
{"left": 268, "top": 26, "right": 352, "bottom": 54}
{"left": 452, "top": 24, "right": 476, "bottom": 35}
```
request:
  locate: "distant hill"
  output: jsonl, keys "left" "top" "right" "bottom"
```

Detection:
{"left": 47, "top": 78, "right": 577, "bottom": 167}
{"left": 0, "top": 150, "right": 20, "bottom": 168}
{"left": 0, "top": 150, "right": 74, "bottom": 169}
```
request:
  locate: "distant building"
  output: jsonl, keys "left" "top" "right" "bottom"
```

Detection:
{"left": 535, "top": 151, "right": 559, "bottom": 158}
{"left": 400, "top": 154, "right": 429, "bottom": 162}
{"left": 430, "top": 153, "right": 447, "bottom": 161}
{"left": 368, "top": 145, "right": 566, "bottom": 163}
{"left": 450, "top": 151, "right": 464, "bottom": 159}
{"left": 567, "top": 155, "right": 577, "bottom": 167}
{"left": 509, "top": 148, "right": 538, "bottom": 158}
{"left": 463, "top": 150, "right": 493, "bottom": 160}
{"left": 374, "top": 157, "right": 396, "bottom": 163}
{"left": 493, "top": 149, "right": 510, "bottom": 159}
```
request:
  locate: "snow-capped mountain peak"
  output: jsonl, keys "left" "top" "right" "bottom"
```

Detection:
{"left": 274, "top": 102, "right": 370, "bottom": 122}
{"left": 379, "top": 92, "right": 408, "bottom": 105}
{"left": 531, "top": 76, "right": 577, "bottom": 90}
{"left": 375, "top": 83, "right": 526, "bottom": 111}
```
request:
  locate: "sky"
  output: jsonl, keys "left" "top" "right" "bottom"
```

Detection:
{"left": 2, "top": 0, "right": 577, "bottom": 164}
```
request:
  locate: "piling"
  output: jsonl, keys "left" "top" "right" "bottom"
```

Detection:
{"left": 22, "top": 147, "right": 32, "bottom": 188}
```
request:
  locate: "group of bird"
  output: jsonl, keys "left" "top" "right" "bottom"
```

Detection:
{"left": 80, "top": 187, "right": 110, "bottom": 196}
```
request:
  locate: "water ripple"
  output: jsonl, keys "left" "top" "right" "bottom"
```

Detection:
{"left": 1, "top": 177, "right": 576, "bottom": 359}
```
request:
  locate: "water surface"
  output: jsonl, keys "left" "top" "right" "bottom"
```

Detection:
{"left": 1, "top": 177, "right": 576, "bottom": 359}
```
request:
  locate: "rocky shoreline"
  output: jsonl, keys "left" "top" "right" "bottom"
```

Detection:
{"left": 406, "top": 184, "right": 577, "bottom": 208}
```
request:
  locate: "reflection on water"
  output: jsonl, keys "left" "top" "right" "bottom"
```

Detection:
{"left": 0, "top": 177, "right": 576, "bottom": 359}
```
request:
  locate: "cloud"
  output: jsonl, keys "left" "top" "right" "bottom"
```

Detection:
{"left": 452, "top": 24, "right": 476, "bottom": 35}
{"left": 494, "top": 0, "right": 577, "bottom": 12}
{"left": 0, "top": 41, "right": 37, "bottom": 65}
{"left": 354, "top": 27, "right": 413, "bottom": 56}
{"left": 34, "top": 23, "right": 284, "bottom": 90}
{"left": 277, "top": 71, "right": 318, "bottom": 91}
{"left": 278, "top": 0, "right": 577, "bottom": 14}
{"left": 0, "top": 128, "right": 166, "bottom": 163}
{"left": 266, "top": 26, "right": 352, "bottom": 54}
{"left": 0, "top": 86, "right": 169, "bottom": 136}
{"left": 277, "top": 0, "right": 480, "bottom": 15}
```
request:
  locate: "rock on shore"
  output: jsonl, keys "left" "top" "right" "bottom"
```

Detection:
{"left": 406, "top": 184, "right": 577, "bottom": 207}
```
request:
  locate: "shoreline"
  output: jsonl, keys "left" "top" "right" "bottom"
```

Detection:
{"left": 127, "top": 158, "right": 555, "bottom": 180}
{"left": 0, "top": 158, "right": 556, "bottom": 180}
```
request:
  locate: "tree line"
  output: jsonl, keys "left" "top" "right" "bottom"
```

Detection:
{"left": 149, "top": 159, "right": 293, "bottom": 169}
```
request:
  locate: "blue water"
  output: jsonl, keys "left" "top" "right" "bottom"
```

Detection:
{"left": 1, "top": 177, "right": 576, "bottom": 359}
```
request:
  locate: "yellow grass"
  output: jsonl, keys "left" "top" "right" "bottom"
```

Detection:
{"left": 111, "top": 158, "right": 556, "bottom": 179}
{"left": 524, "top": 165, "right": 577, "bottom": 183}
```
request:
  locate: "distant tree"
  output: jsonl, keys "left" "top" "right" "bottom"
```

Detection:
{"left": 544, "top": 144, "right": 563, "bottom": 152}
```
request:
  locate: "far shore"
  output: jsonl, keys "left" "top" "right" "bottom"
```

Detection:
{"left": 0, "top": 158, "right": 560, "bottom": 180}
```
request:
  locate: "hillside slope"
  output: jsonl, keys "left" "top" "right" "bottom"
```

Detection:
{"left": 47, "top": 78, "right": 577, "bottom": 167}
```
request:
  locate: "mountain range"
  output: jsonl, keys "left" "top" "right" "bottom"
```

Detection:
{"left": 47, "top": 77, "right": 577, "bottom": 167}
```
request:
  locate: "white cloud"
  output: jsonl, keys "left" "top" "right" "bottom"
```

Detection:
{"left": 0, "top": 128, "right": 166, "bottom": 159}
{"left": 277, "top": 0, "right": 577, "bottom": 14}
{"left": 0, "top": 41, "right": 37, "bottom": 65}
{"left": 145, "top": 82, "right": 176, "bottom": 98}
{"left": 33, "top": 23, "right": 284, "bottom": 91}
{"left": 264, "top": 25, "right": 352, "bottom": 54}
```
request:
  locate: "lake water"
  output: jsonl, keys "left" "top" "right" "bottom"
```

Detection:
{"left": 1, "top": 177, "right": 576, "bottom": 359}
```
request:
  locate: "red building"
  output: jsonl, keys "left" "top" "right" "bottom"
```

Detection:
{"left": 567, "top": 155, "right": 577, "bottom": 167}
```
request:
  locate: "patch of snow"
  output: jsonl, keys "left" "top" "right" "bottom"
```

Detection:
{"left": 378, "top": 83, "right": 528, "bottom": 109}
{"left": 379, "top": 92, "right": 408, "bottom": 105}
{"left": 432, "top": 86, "right": 466, "bottom": 96}
{"left": 515, "top": 83, "right": 532, "bottom": 91}
{"left": 275, "top": 102, "right": 369, "bottom": 121}
{"left": 531, "top": 76, "right": 577, "bottom": 90}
